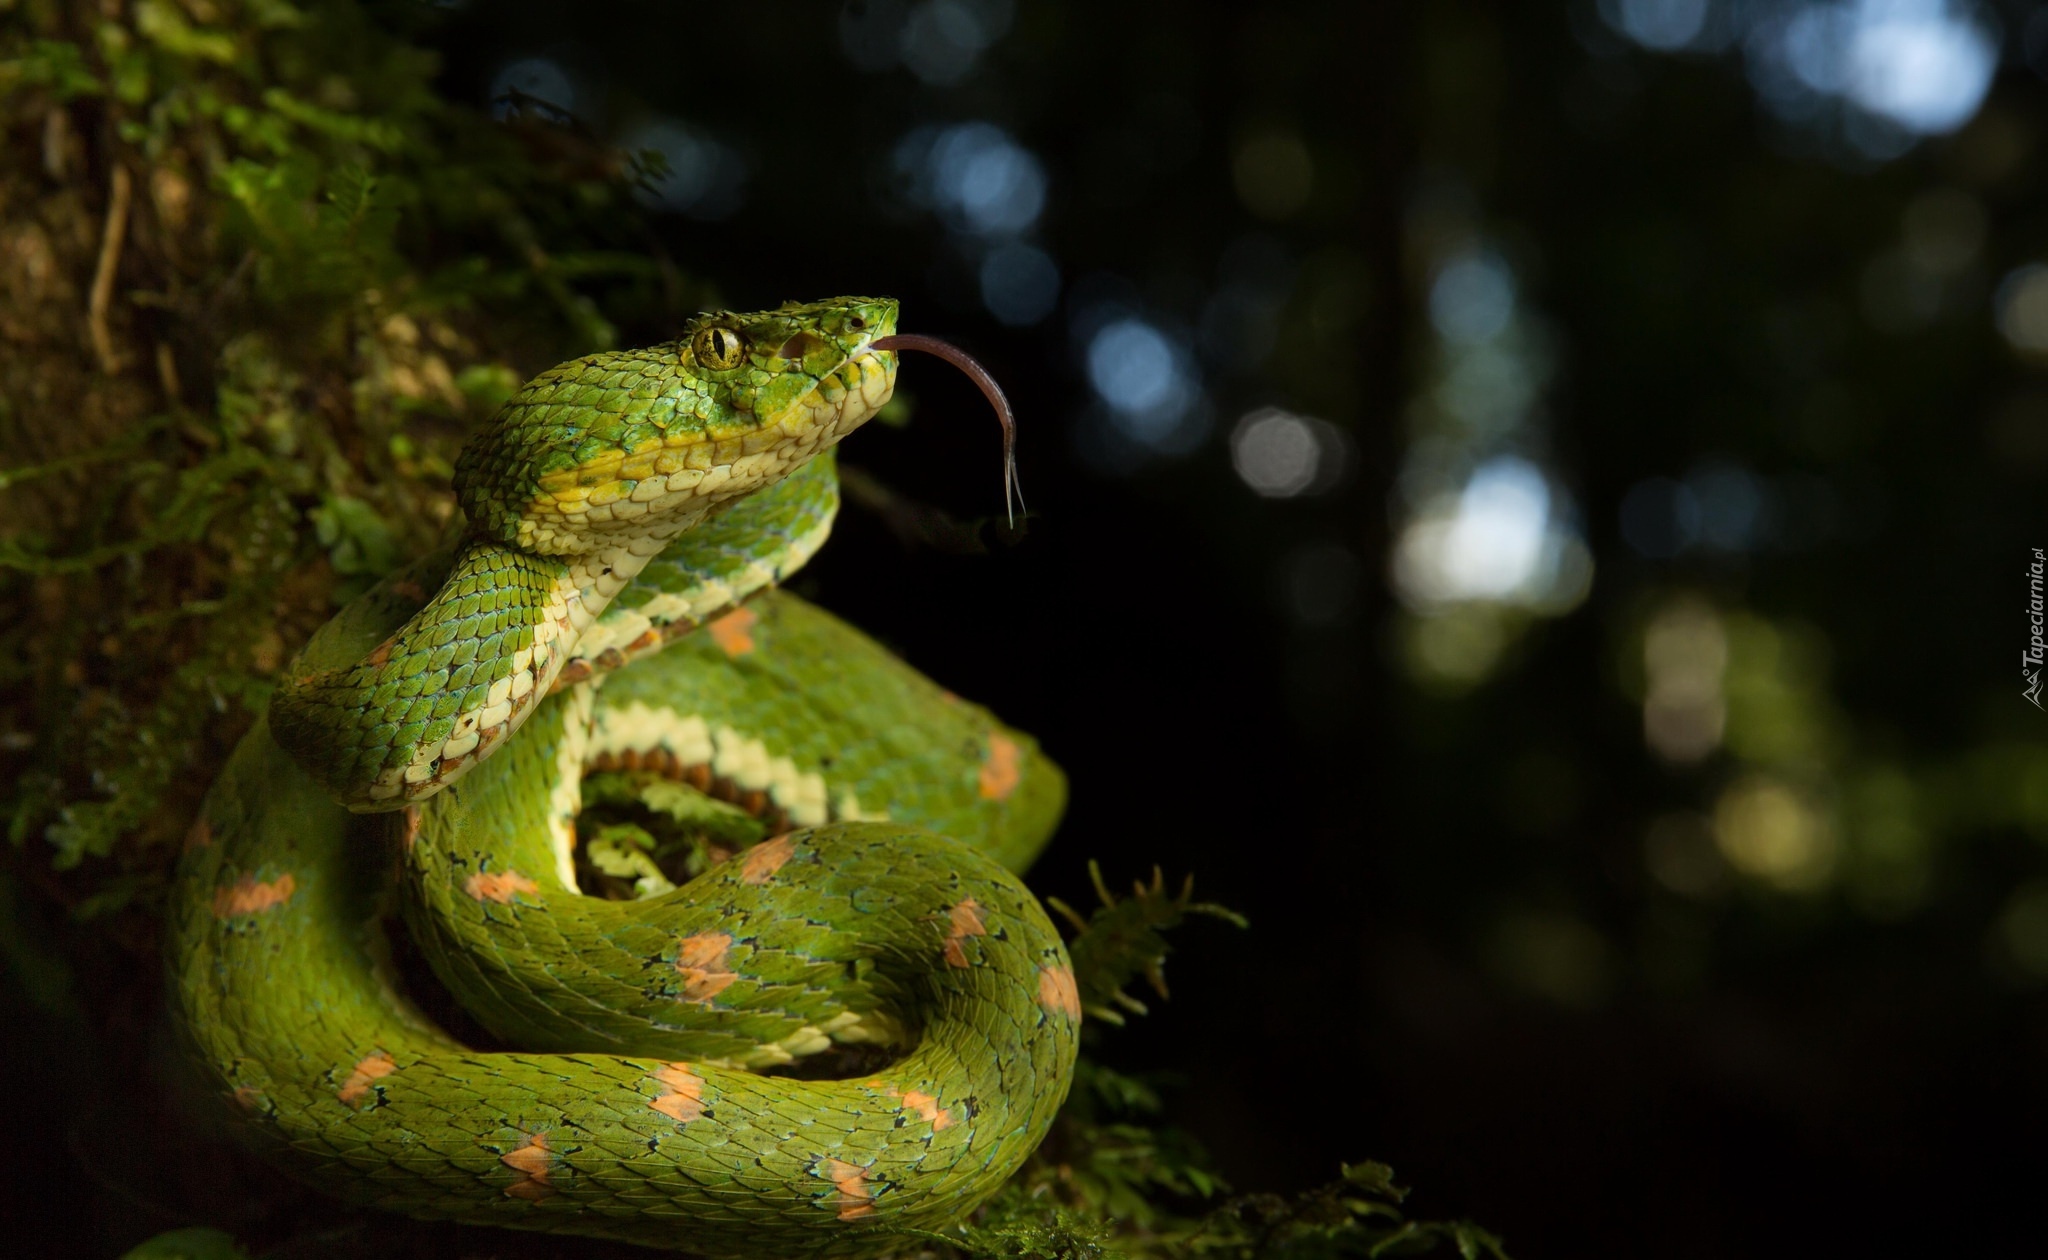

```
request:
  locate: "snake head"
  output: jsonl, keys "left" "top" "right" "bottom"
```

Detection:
{"left": 455, "top": 296, "right": 901, "bottom": 555}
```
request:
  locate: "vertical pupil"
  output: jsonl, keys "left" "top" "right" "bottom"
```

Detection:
{"left": 701, "top": 328, "right": 739, "bottom": 363}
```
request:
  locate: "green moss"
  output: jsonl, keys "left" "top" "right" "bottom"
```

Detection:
{"left": 2, "top": 0, "right": 684, "bottom": 877}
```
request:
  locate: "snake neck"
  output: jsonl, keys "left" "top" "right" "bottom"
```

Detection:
{"left": 267, "top": 444, "right": 852, "bottom": 815}
{"left": 271, "top": 526, "right": 688, "bottom": 813}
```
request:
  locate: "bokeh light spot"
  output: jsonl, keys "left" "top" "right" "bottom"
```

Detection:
{"left": 1083, "top": 317, "right": 1203, "bottom": 454}
{"left": 1846, "top": 2, "right": 1997, "bottom": 135}
{"left": 1643, "top": 598, "right": 1728, "bottom": 764}
{"left": 899, "top": 0, "right": 1014, "bottom": 86}
{"left": 1230, "top": 408, "right": 1347, "bottom": 498}
{"left": 896, "top": 122, "right": 1047, "bottom": 236}
{"left": 978, "top": 243, "right": 1060, "bottom": 326}
{"left": 1428, "top": 249, "right": 1517, "bottom": 344}
{"left": 1996, "top": 264, "right": 2048, "bottom": 353}
{"left": 1604, "top": 0, "right": 1710, "bottom": 52}
{"left": 489, "top": 57, "right": 575, "bottom": 118}
{"left": 1395, "top": 458, "right": 1593, "bottom": 614}
{"left": 1714, "top": 775, "right": 1838, "bottom": 892}
{"left": 623, "top": 120, "right": 747, "bottom": 219}
{"left": 1688, "top": 459, "right": 1769, "bottom": 551}
{"left": 1088, "top": 320, "right": 1176, "bottom": 414}
{"left": 1397, "top": 457, "right": 1549, "bottom": 602}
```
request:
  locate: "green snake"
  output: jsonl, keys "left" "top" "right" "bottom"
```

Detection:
{"left": 167, "top": 298, "right": 1079, "bottom": 1255}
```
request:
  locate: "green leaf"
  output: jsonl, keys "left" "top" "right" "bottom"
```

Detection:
{"left": 455, "top": 362, "right": 522, "bottom": 414}
{"left": 4, "top": 40, "right": 105, "bottom": 99}
{"left": 311, "top": 495, "right": 399, "bottom": 579}
{"left": 135, "top": 0, "right": 240, "bottom": 65}
{"left": 262, "top": 88, "right": 406, "bottom": 150}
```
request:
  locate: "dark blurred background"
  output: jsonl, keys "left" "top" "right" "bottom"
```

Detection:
{"left": 16, "top": 0, "right": 2048, "bottom": 1254}
{"left": 401, "top": 0, "right": 2048, "bottom": 1255}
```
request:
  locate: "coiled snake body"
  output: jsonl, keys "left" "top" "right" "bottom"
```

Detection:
{"left": 168, "top": 298, "right": 1079, "bottom": 1255}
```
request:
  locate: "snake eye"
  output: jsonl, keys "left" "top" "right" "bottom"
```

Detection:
{"left": 692, "top": 326, "right": 746, "bottom": 370}
{"left": 848, "top": 316, "right": 867, "bottom": 331}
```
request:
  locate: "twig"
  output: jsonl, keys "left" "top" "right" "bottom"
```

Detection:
{"left": 155, "top": 342, "right": 181, "bottom": 406}
{"left": 42, "top": 107, "right": 69, "bottom": 179}
{"left": 88, "top": 163, "right": 133, "bottom": 374}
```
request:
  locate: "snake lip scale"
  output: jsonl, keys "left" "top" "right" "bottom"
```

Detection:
{"left": 170, "top": 297, "right": 1079, "bottom": 1255}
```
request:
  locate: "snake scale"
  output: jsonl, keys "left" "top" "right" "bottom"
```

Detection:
{"left": 167, "top": 297, "right": 1080, "bottom": 1255}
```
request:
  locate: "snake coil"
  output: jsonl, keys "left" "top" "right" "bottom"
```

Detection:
{"left": 169, "top": 298, "right": 1078, "bottom": 1255}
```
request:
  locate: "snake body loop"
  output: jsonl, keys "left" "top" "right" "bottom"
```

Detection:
{"left": 169, "top": 298, "right": 1077, "bottom": 1255}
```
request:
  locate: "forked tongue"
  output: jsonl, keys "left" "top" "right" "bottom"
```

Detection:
{"left": 870, "top": 334, "right": 1022, "bottom": 527}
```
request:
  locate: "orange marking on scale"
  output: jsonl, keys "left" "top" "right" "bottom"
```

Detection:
{"left": 869, "top": 1080, "right": 953, "bottom": 1130}
{"left": 821, "top": 1157, "right": 874, "bottom": 1221}
{"left": 707, "top": 606, "right": 759, "bottom": 657}
{"left": 739, "top": 834, "right": 795, "bottom": 885}
{"left": 942, "top": 898, "right": 987, "bottom": 969}
{"left": 978, "top": 732, "right": 1021, "bottom": 801}
{"left": 464, "top": 870, "right": 540, "bottom": 903}
{"left": 338, "top": 1051, "right": 397, "bottom": 1108}
{"left": 365, "top": 635, "right": 397, "bottom": 667}
{"left": 212, "top": 873, "right": 297, "bottom": 918}
{"left": 501, "top": 1133, "right": 554, "bottom": 1200}
{"left": 900, "top": 1087, "right": 952, "bottom": 1131}
{"left": 398, "top": 806, "right": 422, "bottom": 851}
{"left": 183, "top": 817, "right": 211, "bottom": 852}
{"left": 675, "top": 932, "right": 738, "bottom": 1003}
{"left": 1037, "top": 964, "right": 1082, "bottom": 1020}
{"left": 649, "top": 1063, "right": 705, "bottom": 1123}
{"left": 231, "top": 1086, "right": 263, "bottom": 1112}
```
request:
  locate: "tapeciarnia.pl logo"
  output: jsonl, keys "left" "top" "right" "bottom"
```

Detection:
{"left": 2029, "top": 547, "right": 2046, "bottom": 710}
